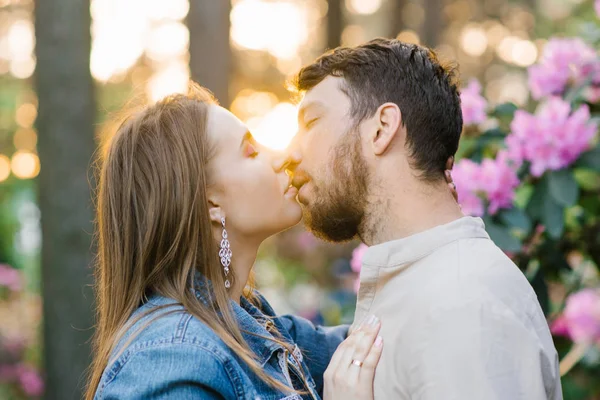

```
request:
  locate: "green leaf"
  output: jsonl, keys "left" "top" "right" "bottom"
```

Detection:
{"left": 580, "top": 194, "right": 600, "bottom": 216}
{"left": 542, "top": 198, "right": 565, "bottom": 239}
{"left": 492, "top": 102, "right": 518, "bottom": 118}
{"left": 526, "top": 177, "right": 566, "bottom": 239}
{"left": 576, "top": 147, "right": 600, "bottom": 171}
{"left": 526, "top": 178, "right": 548, "bottom": 220}
{"left": 483, "top": 217, "right": 522, "bottom": 252}
{"left": 499, "top": 207, "right": 532, "bottom": 235}
{"left": 547, "top": 169, "right": 579, "bottom": 207}
{"left": 455, "top": 137, "right": 476, "bottom": 161}
{"left": 528, "top": 265, "right": 549, "bottom": 315}
{"left": 574, "top": 168, "right": 600, "bottom": 191}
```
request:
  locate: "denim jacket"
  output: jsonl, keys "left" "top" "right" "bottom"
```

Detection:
{"left": 94, "top": 286, "right": 348, "bottom": 400}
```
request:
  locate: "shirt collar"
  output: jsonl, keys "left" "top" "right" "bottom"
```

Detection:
{"left": 362, "top": 216, "right": 490, "bottom": 267}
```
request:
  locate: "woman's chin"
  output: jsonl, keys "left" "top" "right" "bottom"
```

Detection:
{"left": 277, "top": 204, "right": 303, "bottom": 232}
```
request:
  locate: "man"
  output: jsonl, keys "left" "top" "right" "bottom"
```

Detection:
{"left": 288, "top": 38, "right": 562, "bottom": 399}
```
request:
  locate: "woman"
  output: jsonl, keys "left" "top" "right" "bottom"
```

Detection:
{"left": 87, "top": 83, "right": 384, "bottom": 400}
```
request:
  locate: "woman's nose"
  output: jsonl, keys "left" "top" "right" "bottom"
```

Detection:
{"left": 272, "top": 150, "right": 302, "bottom": 173}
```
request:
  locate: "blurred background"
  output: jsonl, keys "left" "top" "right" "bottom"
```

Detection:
{"left": 0, "top": 0, "right": 599, "bottom": 398}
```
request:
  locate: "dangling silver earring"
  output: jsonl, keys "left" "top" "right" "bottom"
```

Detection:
{"left": 219, "top": 217, "right": 232, "bottom": 289}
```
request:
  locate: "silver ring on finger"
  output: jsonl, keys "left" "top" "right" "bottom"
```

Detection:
{"left": 350, "top": 359, "right": 363, "bottom": 368}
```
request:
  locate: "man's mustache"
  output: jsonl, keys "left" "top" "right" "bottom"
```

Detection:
{"left": 291, "top": 169, "right": 310, "bottom": 189}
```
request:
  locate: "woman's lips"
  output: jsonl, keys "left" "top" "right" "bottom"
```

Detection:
{"left": 284, "top": 185, "right": 298, "bottom": 199}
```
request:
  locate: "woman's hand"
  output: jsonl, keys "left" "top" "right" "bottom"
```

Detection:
{"left": 323, "top": 315, "right": 383, "bottom": 400}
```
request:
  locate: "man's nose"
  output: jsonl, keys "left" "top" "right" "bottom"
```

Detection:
{"left": 272, "top": 150, "right": 303, "bottom": 173}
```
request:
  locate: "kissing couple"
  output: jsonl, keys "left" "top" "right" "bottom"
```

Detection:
{"left": 87, "top": 38, "right": 561, "bottom": 400}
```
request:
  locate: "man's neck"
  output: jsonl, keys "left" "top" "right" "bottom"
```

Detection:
{"left": 359, "top": 178, "right": 464, "bottom": 246}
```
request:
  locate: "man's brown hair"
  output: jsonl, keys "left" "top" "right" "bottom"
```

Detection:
{"left": 293, "top": 38, "right": 463, "bottom": 181}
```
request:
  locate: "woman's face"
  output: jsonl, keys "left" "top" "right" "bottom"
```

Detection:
{"left": 207, "top": 105, "right": 302, "bottom": 242}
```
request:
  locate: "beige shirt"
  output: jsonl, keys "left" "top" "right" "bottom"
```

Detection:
{"left": 353, "top": 217, "right": 561, "bottom": 400}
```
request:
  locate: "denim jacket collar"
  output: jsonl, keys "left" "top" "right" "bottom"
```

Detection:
{"left": 192, "top": 274, "right": 284, "bottom": 366}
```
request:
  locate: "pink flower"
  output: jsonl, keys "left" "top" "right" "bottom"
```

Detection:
{"left": 528, "top": 38, "right": 599, "bottom": 100}
{"left": 0, "top": 264, "right": 21, "bottom": 291}
{"left": 350, "top": 244, "right": 368, "bottom": 273}
{"left": 597, "top": 0, "right": 600, "bottom": 19}
{"left": 460, "top": 80, "right": 487, "bottom": 126}
{"left": 17, "top": 365, "right": 44, "bottom": 397}
{"left": 550, "top": 314, "right": 571, "bottom": 337}
{"left": 561, "top": 289, "right": 600, "bottom": 345}
{"left": 479, "top": 151, "right": 520, "bottom": 214}
{"left": 0, "top": 365, "right": 18, "bottom": 382}
{"left": 452, "top": 156, "right": 519, "bottom": 216}
{"left": 507, "top": 97, "right": 598, "bottom": 177}
{"left": 453, "top": 159, "right": 485, "bottom": 216}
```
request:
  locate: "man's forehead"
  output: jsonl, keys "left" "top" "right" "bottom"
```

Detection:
{"left": 298, "top": 76, "right": 348, "bottom": 112}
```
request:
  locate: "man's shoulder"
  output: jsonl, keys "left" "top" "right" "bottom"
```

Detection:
{"left": 417, "top": 236, "right": 530, "bottom": 295}
{"left": 399, "top": 238, "right": 540, "bottom": 325}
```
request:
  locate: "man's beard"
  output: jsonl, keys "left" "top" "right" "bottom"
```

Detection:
{"left": 303, "top": 129, "right": 370, "bottom": 242}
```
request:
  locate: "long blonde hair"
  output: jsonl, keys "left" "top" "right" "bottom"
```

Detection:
{"left": 86, "top": 83, "right": 300, "bottom": 399}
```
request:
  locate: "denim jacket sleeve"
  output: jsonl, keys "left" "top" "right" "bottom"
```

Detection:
{"left": 278, "top": 314, "right": 349, "bottom": 396}
{"left": 96, "top": 342, "right": 236, "bottom": 400}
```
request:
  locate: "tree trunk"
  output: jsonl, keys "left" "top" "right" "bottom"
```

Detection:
{"left": 188, "top": 0, "right": 232, "bottom": 107}
{"left": 327, "top": 0, "right": 344, "bottom": 50}
{"left": 34, "top": 0, "right": 96, "bottom": 398}
{"left": 388, "top": 0, "right": 407, "bottom": 39}
{"left": 421, "top": 0, "right": 443, "bottom": 47}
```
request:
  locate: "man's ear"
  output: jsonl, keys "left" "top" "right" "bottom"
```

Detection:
{"left": 371, "top": 102, "right": 402, "bottom": 156}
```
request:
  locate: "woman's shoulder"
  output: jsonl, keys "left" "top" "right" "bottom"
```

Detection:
{"left": 117, "top": 295, "right": 231, "bottom": 352}
{"left": 96, "top": 296, "right": 240, "bottom": 399}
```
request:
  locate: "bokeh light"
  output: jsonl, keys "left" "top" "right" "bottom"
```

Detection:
{"left": 231, "top": 89, "right": 279, "bottom": 121}
{"left": 147, "top": 60, "right": 190, "bottom": 102}
{"left": 230, "top": 0, "right": 309, "bottom": 60}
{"left": 247, "top": 102, "right": 298, "bottom": 151}
{"left": 397, "top": 30, "right": 420, "bottom": 45}
{"left": 145, "top": 0, "right": 189, "bottom": 21}
{"left": 460, "top": 24, "right": 488, "bottom": 57}
{"left": 341, "top": 25, "right": 366, "bottom": 46}
{"left": 345, "top": 0, "right": 383, "bottom": 15}
{"left": 7, "top": 19, "right": 34, "bottom": 60}
{"left": 11, "top": 151, "right": 40, "bottom": 179}
{"left": 510, "top": 39, "right": 537, "bottom": 67}
{"left": 0, "top": 155, "right": 10, "bottom": 182}
{"left": 15, "top": 103, "right": 37, "bottom": 128}
{"left": 13, "top": 128, "right": 38, "bottom": 151}
{"left": 145, "top": 21, "right": 189, "bottom": 62}
{"left": 90, "top": 0, "right": 148, "bottom": 82}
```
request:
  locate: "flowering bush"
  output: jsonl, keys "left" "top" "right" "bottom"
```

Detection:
{"left": 348, "top": 13, "right": 600, "bottom": 397}
{"left": 451, "top": 24, "right": 600, "bottom": 395}
{"left": 0, "top": 264, "right": 43, "bottom": 399}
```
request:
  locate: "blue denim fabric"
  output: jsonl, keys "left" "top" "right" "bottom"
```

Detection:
{"left": 94, "top": 286, "right": 348, "bottom": 400}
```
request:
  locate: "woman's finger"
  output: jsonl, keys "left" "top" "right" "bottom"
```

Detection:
{"left": 345, "top": 316, "right": 381, "bottom": 382}
{"left": 358, "top": 334, "right": 383, "bottom": 388}
{"left": 325, "top": 329, "right": 359, "bottom": 379}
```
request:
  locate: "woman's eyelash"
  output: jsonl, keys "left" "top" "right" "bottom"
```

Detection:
{"left": 245, "top": 143, "right": 259, "bottom": 157}
{"left": 305, "top": 118, "right": 318, "bottom": 128}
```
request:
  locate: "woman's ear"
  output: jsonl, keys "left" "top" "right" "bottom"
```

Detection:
{"left": 208, "top": 199, "right": 222, "bottom": 225}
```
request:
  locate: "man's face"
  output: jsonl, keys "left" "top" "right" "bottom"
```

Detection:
{"left": 292, "top": 76, "right": 370, "bottom": 242}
